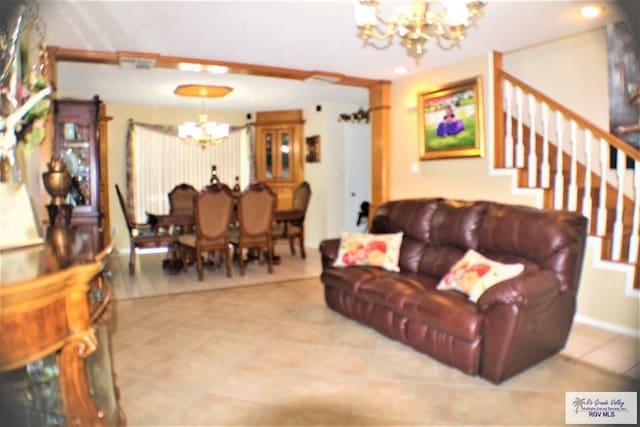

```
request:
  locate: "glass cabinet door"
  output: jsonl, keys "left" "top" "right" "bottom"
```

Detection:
{"left": 260, "top": 127, "right": 293, "bottom": 181}
{"left": 264, "top": 131, "right": 274, "bottom": 179}
{"left": 0, "top": 355, "right": 67, "bottom": 426}
{"left": 280, "top": 131, "right": 290, "bottom": 178}
{"left": 60, "top": 121, "right": 93, "bottom": 208}
{"left": 53, "top": 98, "right": 101, "bottom": 228}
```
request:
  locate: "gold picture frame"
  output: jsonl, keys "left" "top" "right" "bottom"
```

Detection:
{"left": 418, "top": 76, "right": 484, "bottom": 160}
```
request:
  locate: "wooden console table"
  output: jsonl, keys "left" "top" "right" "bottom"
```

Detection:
{"left": 0, "top": 226, "right": 123, "bottom": 426}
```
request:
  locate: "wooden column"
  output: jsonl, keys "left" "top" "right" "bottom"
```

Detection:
{"left": 492, "top": 51, "right": 505, "bottom": 169}
{"left": 97, "top": 104, "right": 112, "bottom": 246}
{"left": 369, "top": 81, "right": 391, "bottom": 216}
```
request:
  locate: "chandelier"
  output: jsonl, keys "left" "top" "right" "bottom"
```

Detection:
{"left": 352, "top": 0, "right": 487, "bottom": 59}
{"left": 178, "top": 114, "right": 230, "bottom": 149}
{"left": 175, "top": 84, "right": 232, "bottom": 148}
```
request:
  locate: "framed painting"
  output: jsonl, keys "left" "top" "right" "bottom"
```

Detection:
{"left": 418, "top": 76, "right": 484, "bottom": 160}
{"left": 305, "top": 135, "right": 320, "bottom": 163}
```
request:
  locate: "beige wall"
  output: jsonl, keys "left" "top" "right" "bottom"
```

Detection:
{"left": 389, "top": 30, "right": 638, "bottom": 333}
{"left": 106, "top": 105, "right": 245, "bottom": 252}
{"left": 390, "top": 54, "right": 539, "bottom": 205}
{"left": 503, "top": 29, "right": 610, "bottom": 129}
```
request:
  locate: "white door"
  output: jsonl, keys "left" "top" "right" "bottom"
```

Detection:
{"left": 343, "top": 123, "right": 371, "bottom": 232}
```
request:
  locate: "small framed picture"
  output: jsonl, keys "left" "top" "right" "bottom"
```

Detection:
{"left": 418, "top": 76, "right": 484, "bottom": 160}
{"left": 305, "top": 135, "right": 320, "bottom": 163}
{"left": 64, "top": 123, "right": 77, "bottom": 141}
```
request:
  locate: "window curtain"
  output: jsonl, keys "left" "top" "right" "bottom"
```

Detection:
{"left": 126, "top": 121, "right": 250, "bottom": 223}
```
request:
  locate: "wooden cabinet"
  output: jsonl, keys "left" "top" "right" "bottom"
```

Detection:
{"left": 0, "top": 228, "right": 122, "bottom": 426}
{"left": 255, "top": 110, "right": 304, "bottom": 209}
{"left": 53, "top": 96, "right": 109, "bottom": 247}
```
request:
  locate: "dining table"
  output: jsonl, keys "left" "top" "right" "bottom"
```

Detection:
{"left": 144, "top": 206, "right": 305, "bottom": 272}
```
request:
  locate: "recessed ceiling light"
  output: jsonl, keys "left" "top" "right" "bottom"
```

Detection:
{"left": 174, "top": 84, "right": 233, "bottom": 98}
{"left": 579, "top": 5, "right": 604, "bottom": 19}
{"left": 206, "top": 65, "right": 229, "bottom": 74}
{"left": 394, "top": 66, "right": 408, "bottom": 75}
{"left": 178, "top": 62, "right": 203, "bottom": 72}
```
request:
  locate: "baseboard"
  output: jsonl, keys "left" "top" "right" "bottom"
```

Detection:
{"left": 574, "top": 313, "right": 639, "bottom": 337}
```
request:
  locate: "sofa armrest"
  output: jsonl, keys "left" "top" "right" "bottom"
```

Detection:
{"left": 319, "top": 238, "right": 340, "bottom": 269}
{"left": 476, "top": 270, "right": 561, "bottom": 312}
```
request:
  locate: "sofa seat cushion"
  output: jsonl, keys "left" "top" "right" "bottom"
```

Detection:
{"left": 321, "top": 266, "right": 393, "bottom": 293}
{"left": 404, "top": 291, "right": 483, "bottom": 342}
{"left": 357, "top": 274, "right": 437, "bottom": 311}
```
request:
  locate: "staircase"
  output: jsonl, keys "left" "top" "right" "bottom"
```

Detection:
{"left": 494, "top": 69, "right": 640, "bottom": 289}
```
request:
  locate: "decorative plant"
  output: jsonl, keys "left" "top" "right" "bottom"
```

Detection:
{"left": 0, "top": 1, "right": 51, "bottom": 181}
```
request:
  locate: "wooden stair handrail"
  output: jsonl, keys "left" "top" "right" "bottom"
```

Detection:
{"left": 499, "top": 70, "right": 640, "bottom": 161}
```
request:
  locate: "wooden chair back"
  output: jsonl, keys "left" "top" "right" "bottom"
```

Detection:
{"left": 194, "top": 184, "right": 234, "bottom": 240}
{"left": 236, "top": 182, "right": 276, "bottom": 237}
{"left": 168, "top": 183, "right": 198, "bottom": 216}
{"left": 292, "top": 181, "right": 311, "bottom": 221}
{"left": 114, "top": 184, "right": 133, "bottom": 235}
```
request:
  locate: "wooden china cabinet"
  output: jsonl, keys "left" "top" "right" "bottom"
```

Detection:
{"left": 255, "top": 109, "right": 304, "bottom": 209}
{"left": 52, "top": 96, "right": 110, "bottom": 248}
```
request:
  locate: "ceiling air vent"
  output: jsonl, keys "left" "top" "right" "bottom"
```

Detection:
{"left": 118, "top": 56, "right": 156, "bottom": 70}
{"left": 304, "top": 73, "right": 341, "bottom": 85}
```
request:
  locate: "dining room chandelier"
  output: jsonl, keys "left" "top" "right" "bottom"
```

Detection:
{"left": 352, "top": 0, "right": 487, "bottom": 59}
{"left": 175, "top": 84, "right": 232, "bottom": 148}
{"left": 178, "top": 113, "right": 230, "bottom": 149}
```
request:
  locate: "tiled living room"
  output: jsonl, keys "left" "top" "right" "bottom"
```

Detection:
{"left": 2, "top": 1, "right": 640, "bottom": 426}
{"left": 106, "top": 246, "right": 639, "bottom": 425}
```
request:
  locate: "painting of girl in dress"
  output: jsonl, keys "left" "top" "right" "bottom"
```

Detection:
{"left": 418, "top": 77, "right": 484, "bottom": 160}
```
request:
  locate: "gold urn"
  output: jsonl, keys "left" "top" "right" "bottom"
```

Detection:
{"left": 42, "top": 156, "right": 72, "bottom": 206}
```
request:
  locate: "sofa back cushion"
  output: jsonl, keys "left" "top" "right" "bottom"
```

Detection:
{"left": 476, "top": 202, "right": 587, "bottom": 293}
{"left": 429, "top": 200, "right": 487, "bottom": 250}
{"left": 371, "top": 199, "right": 489, "bottom": 276}
{"left": 371, "top": 199, "right": 439, "bottom": 273}
{"left": 370, "top": 199, "right": 587, "bottom": 294}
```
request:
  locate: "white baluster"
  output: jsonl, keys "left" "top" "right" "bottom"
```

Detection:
{"left": 527, "top": 95, "right": 537, "bottom": 187}
{"left": 515, "top": 87, "right": 525, "bottom": 168}
{"left": 628, "top": 159, "right": 640, "bottom": 263}
{"left": 554, "top": 112, "right": 565, "bottom": 210}
{"left": 612, "top": 150, "right": 625, "bottom": 261}
{"left": 567, "top": 121, "right": 578, "bottom": 212}
{"left": 582, "top": 130, "right": 592, "bottom": 223}
{"left": 596, "top": 138, "right": 608, "bottom": 236}
{"left": 504, "top": 81, "right": 514, "bottom": 168}
{"left": 540, "top": 103, "right": 550, "bottom": 188}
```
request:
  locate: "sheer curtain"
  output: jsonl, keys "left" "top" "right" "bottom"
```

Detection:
{"left": 127, "top": 121, "right": 250, "bottom": 222}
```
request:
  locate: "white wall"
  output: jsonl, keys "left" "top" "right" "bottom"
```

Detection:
{"left": 389, "top": 29, "right": 637, "bottom": 332}
{"left": 303, "top": 102, "right": 367, "bottom": 248}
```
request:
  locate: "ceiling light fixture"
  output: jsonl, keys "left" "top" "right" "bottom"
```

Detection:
{"left": 352, "top": 0, "right": 487, "bottom": 59}
{"left": 175, "top": 85, "right": 232, "bottom": 148}
{"left": 579, "top": 5, "right": 603, "bottom": 19}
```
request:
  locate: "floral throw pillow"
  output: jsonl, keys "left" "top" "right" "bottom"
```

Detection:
{"left": 333, "top": 232, "right": 403, "bottom": 272}
{"left": 436, "top": 249, "right": 524, "bottom": 302}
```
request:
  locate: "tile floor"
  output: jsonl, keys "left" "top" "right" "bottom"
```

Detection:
{"left": 106, "top": 245, "right": 639, "bottom": 425}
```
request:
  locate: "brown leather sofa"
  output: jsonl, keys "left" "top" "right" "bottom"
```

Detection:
{"left": 319, "top": 199, "right": 588, "bottom": 384}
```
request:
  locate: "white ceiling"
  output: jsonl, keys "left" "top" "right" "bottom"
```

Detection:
{"left": 35, "top": 0, "right": 623, "bottom": 112}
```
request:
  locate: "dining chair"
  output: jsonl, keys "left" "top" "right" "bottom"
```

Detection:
{"left": 232, "top": 182, "right": 276, "bottom": 275}
{"left": 115, "top": 184, "right": 173, "bottom": 274}
{"left": 168, "top": 183, "right": 198, "bottom": 234}
{"left": 177, "top": 183, "right": 235, "bottom": 281}
{"left": 273, "top": 181, "right": 312, "bottom": 258}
